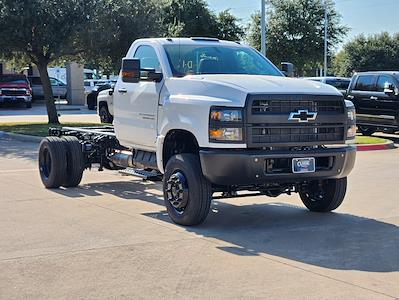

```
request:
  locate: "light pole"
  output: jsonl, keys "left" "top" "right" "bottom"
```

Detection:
{"left": 324, "top": 0, "right": 328, "bottom": 76}
{"left": 261, "top": 0, "right": 266, "bottom": 56}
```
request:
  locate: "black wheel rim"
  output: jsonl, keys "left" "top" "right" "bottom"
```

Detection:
{"left": 304, "top": 181, "right": 326, "bottom": 202}
{"left": 166, "top": 171, "right": 189, "bottom": 214}
{"left": 39, "top": 148, "right": 52, "bottom": 179}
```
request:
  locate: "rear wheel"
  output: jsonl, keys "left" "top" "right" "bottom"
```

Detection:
{"left": 358, "top": 125, "right": 376, "bottom": 136}
{"left": 62, "top": 136, "right": 85, "bottom": 187}
{"left": 163, "top": 154, "right": 212, "bottom": 226}
{"left": 38, "top": 137, "right": 67, "bottom": 188}
{"left": 299, "top": 177, "right": 347, "bottom": 212}
{"left": 99, "top": 105, "right": 113, "bottom": 123}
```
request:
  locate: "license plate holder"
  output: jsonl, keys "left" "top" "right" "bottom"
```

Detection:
{"left": 292, "top": 157, "right": 316, "bottom": 174}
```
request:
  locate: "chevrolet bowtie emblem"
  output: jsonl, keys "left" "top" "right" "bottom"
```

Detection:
{"left": 288, "top": 109, "right": 317, "bottom": 123}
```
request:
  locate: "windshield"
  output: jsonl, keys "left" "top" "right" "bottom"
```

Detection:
{"left": 0, "top": 75, "right": 28, "bottom": 84}
{"left": 163, "top": 44, "right": 282, "bottom": 77}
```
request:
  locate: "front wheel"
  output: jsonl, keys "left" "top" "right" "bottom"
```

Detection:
{"left": 163, "top": 154, "right": 212, "bottom": 226}
{"left": 299, "top": 177, "right": 347, "bottom": 212}
{"left": 99, "top": 105, "right": 113, "bottom": 123}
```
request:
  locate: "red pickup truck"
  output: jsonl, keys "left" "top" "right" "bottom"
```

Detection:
{"left": 0, "top": 74, "right": 32, "bottom": 108}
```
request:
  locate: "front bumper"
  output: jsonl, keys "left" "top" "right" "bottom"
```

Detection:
{"left": 0, "top": 95, "right": 32, "bottom": 103}
{"left": 199, "top": 145, "right": 356, "bottom": 186}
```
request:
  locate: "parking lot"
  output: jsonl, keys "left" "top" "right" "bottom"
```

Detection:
{"left": 0, "top": 137, "right": 398, "bottom": 299}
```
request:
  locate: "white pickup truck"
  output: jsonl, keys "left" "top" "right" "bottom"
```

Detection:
{"left": 38, "top": 37, "right": 356, "bottom": 226}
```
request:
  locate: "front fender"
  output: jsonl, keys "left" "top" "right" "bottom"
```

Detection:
{"left": 158, "top": 95, "right": 247, "bottom": 150}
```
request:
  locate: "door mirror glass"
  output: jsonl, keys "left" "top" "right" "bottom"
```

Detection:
{"left": 121, "top": 58, "right": 140, "bottom": 83}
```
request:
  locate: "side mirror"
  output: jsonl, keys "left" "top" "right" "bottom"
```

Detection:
{"left": 121, "top": 58, "right": 140, "bottom": 83}
{"left": 109, "top": 83, "right": 115, "bottom": 96}
{"left": 383, "top": 82, "right": 395, "bottom": 95}
{"left": 281, "top": 62, "right": 294, "bottom": 77}
{"left": 141, "top": 68, "right": 163, "bottom": 82}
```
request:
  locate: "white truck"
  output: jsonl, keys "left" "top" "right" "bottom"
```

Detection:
{"left": 38, "top": 37, "right": 356, "bottom": 226}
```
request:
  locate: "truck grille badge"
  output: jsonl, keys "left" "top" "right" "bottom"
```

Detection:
{"left": 288, "top": 109, "right": 318, "bottom": 123}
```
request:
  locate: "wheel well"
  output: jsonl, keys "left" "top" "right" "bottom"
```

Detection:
{"left": 99, "top": 101, "right": 108, "bottom": 109}
{"left": 163, "top": 130, "right": 199, "bottom": 168}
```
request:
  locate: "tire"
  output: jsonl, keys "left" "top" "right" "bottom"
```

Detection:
{"left": 26, "top": 102, "right": 32, "bottom": 108}
{"left": 358, "top": 125, "right": 375, "bottom": 136}
{"left": 87, "top": 94, "right": 96, "bottom": 110}
{"left": 61, "top": 136, "right": 85, "bottom": 187}
{"left": 99, "top": 105, "right": 113, "bottom": 123}
{"left": 38, "top": 137, "right": 67, "bottom": 188}
{"left": 299, "top": 177, "right": 347, "bottom": 212}
{"left": 163, "top": 154, "right": 212, "bottom": 226}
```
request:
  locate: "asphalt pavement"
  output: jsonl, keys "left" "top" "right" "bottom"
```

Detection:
{"left": 0, "top": 137, "right": 398, "bottom": 299}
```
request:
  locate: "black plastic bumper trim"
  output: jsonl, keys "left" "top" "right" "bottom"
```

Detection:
{"left": 199, "top": 146, "right": 356, "bottom": 186}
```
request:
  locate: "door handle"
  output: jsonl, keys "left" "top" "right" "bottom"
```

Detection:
{"left": 370, "top": 96, "right": 378, "bottom": 100}
{"left": 118, "top": 88, "right": 127, "bottom": 94}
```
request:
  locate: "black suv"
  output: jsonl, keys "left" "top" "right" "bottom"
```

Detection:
{"left": 346, "top": 71, "right": 399, "bottom": 135}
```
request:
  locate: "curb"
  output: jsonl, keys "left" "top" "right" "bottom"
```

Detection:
{"left": 0, "top": 131, "right": 43, "bottom": 143}
{"left": 356, "top": 140, "right": 396, "bottom": 151}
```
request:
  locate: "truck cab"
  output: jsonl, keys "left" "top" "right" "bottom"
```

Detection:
{"left": 38, "top": 38, "right": 356, "bottom": 226}
{"left": 346, "top": 71, "right": 399, "bottom": 135}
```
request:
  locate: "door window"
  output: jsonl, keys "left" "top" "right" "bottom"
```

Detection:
{"left": 134, "top": 45, "right": 161, "bottom": 71}
{"left": 354, "top": 75, "right": 377, "bottom": 91}
{"left": 376, "top": 75, "right": 396, "bottom": 92}
{"left": 325, "top": 79, "right": 351, "bottom": 90}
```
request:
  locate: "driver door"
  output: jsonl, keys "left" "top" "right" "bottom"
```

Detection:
{"left": 114, "top": 45, "right": 163, "bottom": 150}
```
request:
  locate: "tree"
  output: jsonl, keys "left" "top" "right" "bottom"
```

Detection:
{"left": 333, "top": 32, "right": 399, "bottom": 77}
{"left": 84, "top": 0, "right": 163, "bottom": 73}
{"left": 159, "top": 0, "right": 220, "bottom": 37}
{"left": 215, "top": 10, "right": 244, "bottom": 41}
{"left": 246, "top": 0, "right": 348, "bottom": 75}
{"left": 0, "top": 0, "right": 95, "bottom": 123}
{"left": 247, "top": 12, "right": 262, "bottom": 51}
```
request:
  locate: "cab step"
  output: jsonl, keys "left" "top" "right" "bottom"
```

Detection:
{"left": 119, "top": 167, "right": 163, "bottom": 181}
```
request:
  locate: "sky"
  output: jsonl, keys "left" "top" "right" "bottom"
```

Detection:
{"left": 206, "top": 0, "right": 399, "bottom": 48}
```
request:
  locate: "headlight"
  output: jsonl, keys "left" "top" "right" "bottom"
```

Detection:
{"left": 209, "top": 128, "right": 243, "bottom": 141}
{"left": 345, "top": 100, "right": 356, "bottom": 141}
{"left": 210, "top": 107, "right": 242, "bottom": 122}
{"left": 209, "top": 107, "right": 244, "bottom": 142}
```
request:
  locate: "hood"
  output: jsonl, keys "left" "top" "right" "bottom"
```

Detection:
{"left": 186, "top": 74, "right": 342, "bottom": 95}
{"left": 165, "top": 74, "right": 342, "bottom": 107}
{"left": 0, "top": 82, "right": 29, "bottom": 88}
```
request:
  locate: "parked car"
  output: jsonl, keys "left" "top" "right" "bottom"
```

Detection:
{"left": 28, "top": 76, "right": 67, "bottom": 100}
{"left": 303, "top": 77, "right": 351, "bottom": 95}
{"left": 84, "top": 79, "right": 110, "bottom": 95}
{"left": 0, "top": 74, "right": 32, "bottom": 108}
{"left": 86, "top": 82, "right": 114, "bottom": 110}
{"left": 346, "top": 71, "right": 399, "bottom": 135}
{"left": 97, "top": 86, "right": 114, "bottom": 123}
